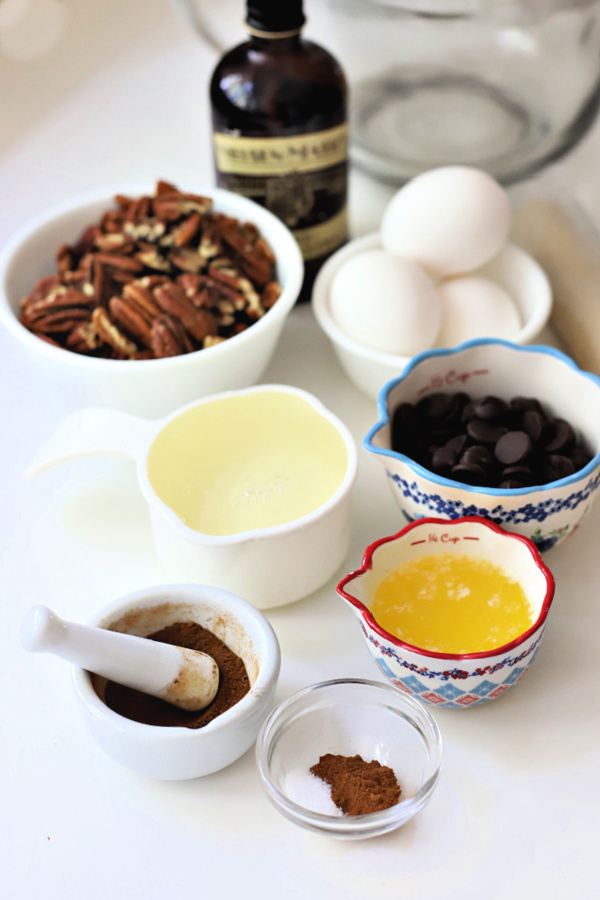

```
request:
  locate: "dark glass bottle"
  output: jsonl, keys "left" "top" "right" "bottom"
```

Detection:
{"left": 209, "top": 0, "right": 348, "bottom": 303}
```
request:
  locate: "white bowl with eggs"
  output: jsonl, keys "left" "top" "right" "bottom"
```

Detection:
{"left": 313, "top": 166, "right": 552, "bottom": 400}
{"left": 313, "top": 234, "right": 552, "bottom": 400}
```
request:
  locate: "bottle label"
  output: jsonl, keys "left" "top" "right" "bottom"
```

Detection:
{"left": 213, "top": 124, "right": 348, "bottom": 261}
{"left": 293, "top": 207, "right": 348, "bottom": 262}
{"left": 213, "top": 124, "right": 348, "bottom": 175}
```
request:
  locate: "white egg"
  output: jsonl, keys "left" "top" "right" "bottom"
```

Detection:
{"left": 329, "top": 248, "right": 441, "bottom": 356}
{"left": 381, "top": 166, "right": 512, "bottom": 277}
{"left": 436, "top": 275, "right": 521, "bottom": 346}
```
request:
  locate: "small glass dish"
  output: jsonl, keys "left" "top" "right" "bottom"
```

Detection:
{"left": 255, "top": 679, "right": 443, "bottom": 840}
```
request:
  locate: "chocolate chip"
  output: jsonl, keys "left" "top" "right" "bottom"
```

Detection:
{"left": 495, "top": 431, "right": 532, "bottom": 465}
{"left": 571, "top": 447, "right": 594, "bottom": 470}
{"left": 501, "top": 465, "right": 534, "bottom": 485}
{"left": 432, "top": 447, "right": 458, "bottom": 474}
{"left": 461, "top": 399, "right": 477, "bottom": 423}
{"left": 542, "top": 454, "right": 576, "bottom": 481}
{"left": 510, "top": 397, "right": 544, "bottom": 414}
{"left": 543, "top": 418, "right": 575, "bottom": 454}
{"left": 466, "top": 418, "right": 508, "bottom": 444}
{"left": 445, "top": 433, "right": 468, "bottom": 455}
{"left": 393, "top": 401, "right": 418, "bottom": 428}
{"left": 451, "top": 462, "right": 489, "bottom": 486}
{"left": 462, "top": 444, "right": 495, "bottom": 468}
{"left": 389, "top": 390, "right": 593, "bottom": 490}
{"left": 417, "top": 392, "right": 459, "bottom": 422}
{"left": 428, "top": 424, "right": 457, "bottom": 443}
{"left": 521, "top": 409, "right": 545, "bottom": 444}
{"left": 392, "top": 402, "right": 420, "bottom": 450}
{"left": 473, "top": 395, "right": 508, "bottom": 420}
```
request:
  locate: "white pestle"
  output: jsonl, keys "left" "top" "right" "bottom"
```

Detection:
{"left": 20, "top": 605, "right": 220, "bottom": 712}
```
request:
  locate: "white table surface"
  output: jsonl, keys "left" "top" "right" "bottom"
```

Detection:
{"left": 2, "top": 2, "right": 599, "bottom": 897}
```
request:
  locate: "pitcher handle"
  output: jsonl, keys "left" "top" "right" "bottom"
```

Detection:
{"left": 25, "top": 408, "right": 156, "bottom": 479}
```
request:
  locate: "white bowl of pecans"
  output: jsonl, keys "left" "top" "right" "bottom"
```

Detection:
{"left": 0, "top": 181, "right": 303, "bottom": 416}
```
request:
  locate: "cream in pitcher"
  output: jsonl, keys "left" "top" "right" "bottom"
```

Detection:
{"left": 146, "top": 390, "right": 349, "bottom": 536}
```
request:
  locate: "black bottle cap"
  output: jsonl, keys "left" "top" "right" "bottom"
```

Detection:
{"left": 246, "top": 0, "right": 305, "bottom": 34}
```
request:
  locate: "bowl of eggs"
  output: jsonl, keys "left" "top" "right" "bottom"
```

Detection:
{"left": 313, "top": 166, "right": 552, "bottom": 399}
{"left": 337, "top": 517, "right": 555, "bottom": 708}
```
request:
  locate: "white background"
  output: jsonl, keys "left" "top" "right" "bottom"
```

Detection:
{"left": 1, "top": 1, "right": 599, "bottom": 897}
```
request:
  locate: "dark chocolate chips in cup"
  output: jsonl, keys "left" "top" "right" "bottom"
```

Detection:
{"left": 391, "top": 392, "right": 594, "bottom": 488}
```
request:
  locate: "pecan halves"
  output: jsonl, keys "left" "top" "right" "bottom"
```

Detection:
{"left": 153, "top": 192, "right": 211, "bottom": 223}
{"left": 20, "top": 286, "right": 93, "bottom": 332}
{"left": 151, "top": 314, "right": 195, "bottom": 357}
{"left": 93, "top": 261, "right": 110, "bottom": 306}
{"left": 21, "top": 275, "right": 61, "bottom": 305}
{"left": 122, "top": 281, "right": 161, "bottom": 317}
{"left": 93, "top": 233, "right": 134, "bottom": 253}
{"left": 136, "top": 249, "right": 172, "bottom": 272}
{"left": 261, "top": 281, "right": 282, "bottom": 310}
{"left": 236, "top": 239, "right": 275, "bottom": 287}
{"left": 92, "top": 307, "right": 137, "bottom": 357}
{"left": 25, "top": 308, "right": 91, "bottom": 335}
{"left": 17, "top": 180, "right": 281, "bottom": 361}
{"left": 168, "top": 247, "right": 206, "bottom": 273}
{"left": 153, "top": 282, "right": 218, "bottom": 342}
{"left": 93, "top": 252, "right": 144, "bottom": 274}
{"left": 66, "top": 320, "right": 102, "bottom": 353}
{"left": 57, "top": 244, "right": 74, "bottom": 275}
{"left": 109, "top": 296, "right": 155, "bottom": 349}
{"left": 171, "top": 212, "right": 202, "bottom": 247}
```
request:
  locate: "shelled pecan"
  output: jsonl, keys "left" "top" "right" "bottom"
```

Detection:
{"left": 18, "top": 181, "right": 282, "bottom": 360}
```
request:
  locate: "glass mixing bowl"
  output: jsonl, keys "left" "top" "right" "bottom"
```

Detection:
{"left": 322, "top": 0, "right": 600, "bottom": 185}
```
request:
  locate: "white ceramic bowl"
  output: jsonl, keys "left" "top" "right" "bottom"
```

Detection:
{"left": 0, "top": 184, "right": 303, "bottom": 417}
{"left": 337, "top": 517, "right": 555, "bottom": 708}
{"left": 256, "top": 679, "right": 443, "bottom": 839}
{"left": 26, "top": 384, "right": 358, "bottom": 609}
{"left": 364, "top": 340, "right": 600, "bottom": 552}
{"left": 72, "top": 583, "right": 281, "bottom": 780}
{"left": 312, "top": 233, "right": 552, "bottom": 399}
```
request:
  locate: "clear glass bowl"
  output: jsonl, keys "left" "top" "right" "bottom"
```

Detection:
{"left": 255, "top": 679, "right": 443, "bottom": 839}
{"left": 327, "top": 0, "right": 600, "bottom": 185}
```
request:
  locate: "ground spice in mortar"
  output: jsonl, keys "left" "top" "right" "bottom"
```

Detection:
{"left": 101, "top": 621, "right": 250, "bottom": 728}
{"left": 310, "top": 754, "right": 402, "bottom": 816}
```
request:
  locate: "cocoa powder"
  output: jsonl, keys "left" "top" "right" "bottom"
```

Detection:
{"left": 100, "top": 621, "right": 250, "bottom": 728}
{"left": 310, "top": 754, "right": 401, "bottom": 816}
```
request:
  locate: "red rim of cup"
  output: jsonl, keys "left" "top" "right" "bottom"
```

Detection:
{"left": 336, "top": 516, "right": 556, "bottom": 661}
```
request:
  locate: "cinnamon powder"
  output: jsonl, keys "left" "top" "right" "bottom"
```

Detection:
{"left": 101, "top": 621, "right": 250, "bottom": 728}
{"left": 310, "top": 753, "right": 401, "bottom": 816}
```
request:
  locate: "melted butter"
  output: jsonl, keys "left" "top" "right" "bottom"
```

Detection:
{"left": 371, "top": 553, "right": 535, "bottom": 654}
{"left": 147, "top": 391, "right": 348, "bottom": 536}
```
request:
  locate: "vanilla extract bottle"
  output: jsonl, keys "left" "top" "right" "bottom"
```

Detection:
{"left": 210, "top": 0, "right": 348, "bottom": 302}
